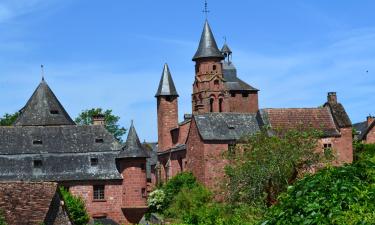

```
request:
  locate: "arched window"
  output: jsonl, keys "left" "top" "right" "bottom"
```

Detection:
{"left": 214, "top": 80, "right": 219, "bottom": 86}
{"left": 219, "top": 98, "right": 223, "bottom": 112}
{"left": 210, "top": 98, "right": 214, "bottom": 112}
{"left": 213, "top": 65, "right": 217, "bottom": 71}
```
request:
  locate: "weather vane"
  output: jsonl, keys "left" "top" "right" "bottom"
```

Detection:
{"left": 202, "top": 0, "right": 210, "bottom": 18}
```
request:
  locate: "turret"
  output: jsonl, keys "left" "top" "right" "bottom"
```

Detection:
{"left": 192, "top": 20, "right": 227, "bottom": 114}
{"left": 155, "top": 64, "right": 179, "bottom": 152}
{"left": 116, "top": 122, "right": 149, "bottom": 223}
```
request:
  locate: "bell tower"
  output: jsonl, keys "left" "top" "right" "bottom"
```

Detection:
{"left": 192, "top": 20, "right": 227, "bottom": 114}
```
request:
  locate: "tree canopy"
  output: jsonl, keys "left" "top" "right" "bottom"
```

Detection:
{"left": 0, "top": 112, "right": 19, "bottom": 126}
{"left": 75, "top": 108, "right": 126, "bottom": 142}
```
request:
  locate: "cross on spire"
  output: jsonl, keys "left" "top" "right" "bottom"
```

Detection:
{"left": 202, "top": 0, "right": 210, "bottom": 18}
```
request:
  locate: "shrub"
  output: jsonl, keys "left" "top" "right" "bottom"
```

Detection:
{"left": 59, "top": 187, "right": 90, "bottom": 225}
{"left": 147, "top": 189, "right": 166, "bottom": 212}
{"left": 225, "top": 128, "right": 322, "bottom": 205}
{"left": 0, "top": 210, "right": 7, "bottom": 225}
{"left": 262, "top": 160, "right": 375, "bottom": 225}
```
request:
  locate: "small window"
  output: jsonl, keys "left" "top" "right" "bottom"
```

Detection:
{"left": 141, "top": 163, "right": 145, "bottom": 171}
{"left": 231, "top": 93, "right": 236, "bottom": 97}
{"left": 50, "top": 110, "right": 59, "bottom": 115}
{"left": 141, "top": 188, "right": 147, "bottom": 198}
{"left": 213, "top": 65, "right": 217, "bottom": 71}
{"left": 91, "top": 158, "right": 98, "bottom": 166}
{"left": 242, "top": 93, "right": 249, "bottom": 97}
{"left": 219, "top": 98, "right": 223, "bottom": 112}
{"left": 95, "top": 138, "right": 104, "bottom": 143}
{"left": 33, "top": 140, "right": 43, "bottom": 145}
{"left": 214, "top": 80, "right": 219, "bottom": 86}
{"left": 93, "top": 185, "right": 105, "bottom": 200}
{"left": 210, "top": 98, "right": 214, "bottom": 112}
{"left": 323, "top": 143, "right": 333, "bottom": 159}
{"left": 33, "top": 160, "right": 43, "bottom": 168}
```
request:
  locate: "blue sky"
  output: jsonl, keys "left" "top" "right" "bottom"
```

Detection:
{"left": 0, "top": 0, "right": 374, "bottom": 141}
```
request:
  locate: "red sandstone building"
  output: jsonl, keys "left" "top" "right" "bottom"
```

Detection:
{"left": 155, "top": 20, "right": 353, "bottom": 189}
{"left": 0, "top": 79, "right": 151, "bottom": 224}
{"left": 354, "top": 116, "right": 375, "bottom": 144}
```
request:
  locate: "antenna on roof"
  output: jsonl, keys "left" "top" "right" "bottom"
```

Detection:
{"left": 41, "top": 64, "right": 45, "bottom": 81}
{"left": 202, "top": 0, "right": 210, "bottom": 19}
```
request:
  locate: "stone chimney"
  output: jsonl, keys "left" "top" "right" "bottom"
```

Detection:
{"left": 327, "top": 92, "right": 337, "bottom": 104}
{"left": 92, "top": 114, "right": 105, "bottom": 126}
{"left": 367, "top": 115, "right": 374, "bottom": 127}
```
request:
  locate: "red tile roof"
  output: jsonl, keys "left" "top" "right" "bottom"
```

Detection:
{"left": 263, "top": 108, "right": 340, "bottom": 136}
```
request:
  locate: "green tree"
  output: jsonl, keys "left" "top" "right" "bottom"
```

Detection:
{"left": 262, "top": 160, "right": 375, "bottom": 225}
{"left": 75, "top": 108, "right": 126, "bottom": 142}
{"left": 59, "top": 187, "right": 90, "bottom": 225}
{"left": 0, "top": 112, "right": 19, "bottom": 126}
{"left": 225, "top": 128, "right": 323, "bottom": 206}
{"left": 0, "top": 210, "right": 7, "bottom": 225}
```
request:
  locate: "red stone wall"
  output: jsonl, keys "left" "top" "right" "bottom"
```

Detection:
{"left": 157, "top": 97, "right": 178, "bottom": 152}
{"left": 366, "top": 126, "right": 375, "bottom": 144}
{"left": 319, "top": 128, "right": 353, "bottom": 165}
{"left": 186, "top": 119, "right": 206, "bottom": 182}
{"left": 68, "top": 181, "right": 125, "bottom": 223}
{"left": 178, "top": 121, "right": 191, "bottom": 144}
{"left": 118, "top": 159, "right": 148, "bottom": 209}
{"left": 202, "top": 142, "right": 228, "bottom": 191}
{"left": 228, "top": 92, "right": 259, "bottom": 113}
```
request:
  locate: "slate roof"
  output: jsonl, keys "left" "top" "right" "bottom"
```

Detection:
{"left": 117, "top": 123, "right": 149, "bottom": 159}
{"left": 260, "top": 108, "right": 340, "bottom": 137}
{"left": 0, "top": 80, "right": 123, "bottom": 181}
{"left": 194, "top": 113, "right": 262, "bottom": 141}
{"left": 353, "top": 121, "right": 368, "bottom": 140}
{"left": 155, "top": 63, "right": 179, "bottom": 97}
{"left": 223, "top": 61, "right": 259, "bottom": 92}
{"left": 0, "top": 182, "right": 69, "bottom": 225}
{"left": 221, "top": 43, "right": 232, "bottom": 54}
{"left": 192, "top": 20, "right": 224, "bottom": 61}
{"left": 14, "top": 79, "right": 75, "bottom": 126}
{"left": 324, "top": 102, "right": 352, "bottom": 128}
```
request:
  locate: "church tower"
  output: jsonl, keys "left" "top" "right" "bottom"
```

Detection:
{"left": 155, "top": 64, "right": 179, "bottom": 152}
{"left": 192, "top": 20, "right": 227, "bottom": 114}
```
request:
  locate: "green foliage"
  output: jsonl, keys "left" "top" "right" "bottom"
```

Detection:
{"left": 162, "top": 172, "right": 199, "bottom": 209}
{"left": 59, "top": 187, "right": 90, "bottom": 225}
{"left": 0, "top": 210, "right": 7, "bottom": 225}
{"left": 75, "top": 108, "right": 126, "bottom": 142}
{"left": 147, "top": 189, "right": 166, "bottom": 212}
{"left": 354, "top": 143, "right": 375, "bottom": 163}
{"left": 0, "top": 112, "right": 19, "bottom": 126}
{"left": 225, "top": 128, "right": 323, "bottom": 205}
{"left": 262, "top": 154, "right": 375, "bottom": 224}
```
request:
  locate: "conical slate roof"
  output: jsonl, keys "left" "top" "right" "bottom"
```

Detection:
{"left": 117, "top": 122, "right": 149, "bottom": 159}
{"left": 155, "top": 63, "right": 179, "bottom": 97}
{"left": 193, "top": 20, "right": 224, "bottom": 61}
{"left": 14, "top": 79, "right": 75, "bottom": 126}
{"left": 221, "top": 43, "right": 232, "bottom": 54}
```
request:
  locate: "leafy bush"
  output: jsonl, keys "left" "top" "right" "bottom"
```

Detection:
{"left": 225, "top": 128, "right": 322, "bottom": 205}
{"left": 354, "top": 143, "right": 375, "bottom": 162}
{"left": 147, "top": 189, "right": 166, "bottom": 212}
{"left": 59, "top": 187, "right": 90, "bottom": 225}
{"left": 262, "top": 159, "right": 375, "bottom": 225}
{"left": 0, "top": 210, "right": 7, "bottom": 225}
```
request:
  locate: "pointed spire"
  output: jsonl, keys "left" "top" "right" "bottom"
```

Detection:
{"left": 192, "top": 20, "right": 224, "bottom": 61}
{"left": 14, "top": 80, "right": 75, "bottom": 126}
{"left": 117, "top": 121, "right": 150, "bottom": 159}
{"left": 155, "top": 63, "right": 179, "bottom": 97}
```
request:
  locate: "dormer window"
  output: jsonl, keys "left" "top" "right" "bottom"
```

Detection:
{"left": 95, "top": 138, "right": 104, "bottom": 143}
{"left": 50, "top": 110, "right": 59, "bottom": 115}
{"left": 33, "top": 139, "right": 43, "bottom": 145}
{"left": 91, "top": 158, "right": 98, "bottom": 166}
{"left": 33, "top": 160, "right": 43, "bottom": 168}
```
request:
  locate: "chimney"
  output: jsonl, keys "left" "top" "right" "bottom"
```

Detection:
{"left": 92, "top": 114, "right": 105, "bottom": 126}
{"left": 367, "top": 115, "right": 374, "bottom": 127}
{"left": 327, "top": 92, "right": 337, "bottom": 104}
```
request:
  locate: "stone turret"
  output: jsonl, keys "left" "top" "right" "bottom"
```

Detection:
{"left": 155, "top": 64, "right": 179, "bottom": 152}
{"left": 116, "top": 122, "right": 149, "bottom": 224}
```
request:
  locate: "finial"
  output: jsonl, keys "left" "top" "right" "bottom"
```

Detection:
{"left": 202, "top": 0, "right": 210, "bottom": 18}
{"left": 41, "top": 64, "right": 45, "bottom": 81}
